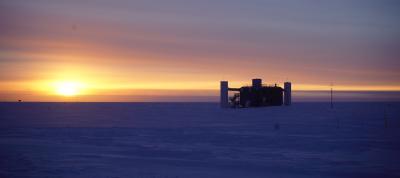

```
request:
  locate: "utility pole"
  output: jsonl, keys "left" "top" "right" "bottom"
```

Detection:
{"left": 330, "top": 83, "right": 339, "bottom": 128}
{"left": 330, "top": 83, "right": 333, "bottom": 109}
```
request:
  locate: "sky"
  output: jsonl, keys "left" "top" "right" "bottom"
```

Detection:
{"left": 0, "top": 0, "right": 399, "bottom": 101}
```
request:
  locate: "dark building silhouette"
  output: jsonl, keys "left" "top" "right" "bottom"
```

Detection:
{"left": 220, "top": 79, "right": 291, "bottom": 108}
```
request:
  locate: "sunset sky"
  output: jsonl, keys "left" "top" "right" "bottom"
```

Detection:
{"left": 1, "top": 0, "right": 399, "bottom": 101}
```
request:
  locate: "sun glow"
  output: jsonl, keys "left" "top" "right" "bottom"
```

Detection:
{"left": 54, "top": 81, "right": 83, "bottom": 96}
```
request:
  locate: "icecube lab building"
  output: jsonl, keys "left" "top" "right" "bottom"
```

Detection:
{"left": 220, "top": 79, "right": 291, "bottom": 108}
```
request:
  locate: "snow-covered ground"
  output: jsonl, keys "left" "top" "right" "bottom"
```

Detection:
{"left": 0, "top": 102, "right": 399, "bottom": 177}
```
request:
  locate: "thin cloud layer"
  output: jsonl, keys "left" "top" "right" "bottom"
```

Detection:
{"left": 1, "top": 0, "right": 399, "bottom": 101}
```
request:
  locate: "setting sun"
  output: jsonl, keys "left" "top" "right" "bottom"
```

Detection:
{"left": 54, "top": 81, "right": 82, "bottom": 96}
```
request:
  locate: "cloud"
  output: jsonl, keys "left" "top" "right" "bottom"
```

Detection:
{"left": 0, "top": 0, "right": 399, "bottom": 101}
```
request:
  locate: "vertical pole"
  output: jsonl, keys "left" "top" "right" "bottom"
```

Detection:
{"left": 330, "top": 83, "right": 333, "bottom": 109}
{"left": 284, "top": 82, "right": 291, "bottom": 106}
{"left": 220, "top": 81, "right": 229, "bottom": 108}
{"left": 330, "top": 83, "right": 339, "bottom": 128}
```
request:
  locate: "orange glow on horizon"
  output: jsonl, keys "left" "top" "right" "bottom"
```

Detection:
{"left": 53, "top": 81, "right": 86, "bottom": 96}
{"left": 1, "top": 79, "right": 399, "bottom": 94}
{"left": 0, "top": 78, "right": 399, "bottom": 102}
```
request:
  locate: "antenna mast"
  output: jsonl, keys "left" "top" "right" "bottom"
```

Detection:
{"left": 330, "top": 83, "right": 333, "bottom": 109}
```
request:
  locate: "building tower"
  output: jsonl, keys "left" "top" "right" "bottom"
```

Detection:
{"left": 220, "top": 81, "right": 229, "bottom": 108}
{"left": 252, "top": 78, "right": 262, "bottom": 89}
{"left": 284, "top": 82, "right": 291, "bottom": 105}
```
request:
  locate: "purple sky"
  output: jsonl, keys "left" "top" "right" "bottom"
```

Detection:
{"left": 0, "top": 0, "right": 399, "bottom": 101}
